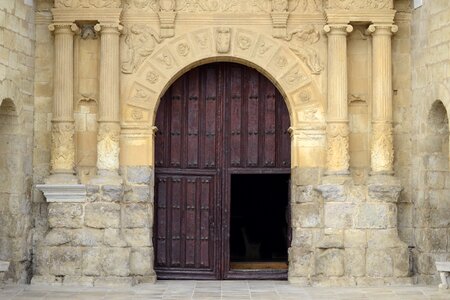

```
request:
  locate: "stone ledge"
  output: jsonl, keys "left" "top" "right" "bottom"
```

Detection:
{"left": 36, "top": 184, "right": 86, "bottom": 203}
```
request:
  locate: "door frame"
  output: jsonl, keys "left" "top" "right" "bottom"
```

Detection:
{"left": 221, "top": 168, "right": 291, "bottom": 280}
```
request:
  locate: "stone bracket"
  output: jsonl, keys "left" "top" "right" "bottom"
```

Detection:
{"left": 367, "top": 175, "right": 402, "bottom": 202}
{"left": 36, "top": 184, "right": 86, "bottom": 203}
{"left": 436, "top": 261, "right": 450, "bottom": 289}
{"left": 158, "top": 11, "right": 176, "bottom": 38}
{"left": 271, "top": 12, "right": 289, "bottom": 38}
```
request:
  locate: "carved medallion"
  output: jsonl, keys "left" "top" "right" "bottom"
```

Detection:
{"left": 146, "top": 71, "right": 160, "bottom": 83}
{"left": 237, "top": 35, "right": 252, "bottom": 50}
{"left": 177, "top": 42, "right": 190, "bottom": 56}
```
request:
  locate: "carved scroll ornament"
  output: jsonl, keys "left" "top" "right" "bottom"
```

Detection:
{"left": 97, "top": 123, "right": 120, "bottom": 170}
{"left": 121, "top": 25, "right": 162, "bottom": 74}
{"left": 326, "top": 123, "right": 349, "bottom": 172}
{"left": 371, "top": 122, "right": 394, "bottom": 173}
{"left": 55, "top": 0, "right": 121, "bottom": 8}
{"left": 51, "top": 123, "right": 75, "bottom": 171}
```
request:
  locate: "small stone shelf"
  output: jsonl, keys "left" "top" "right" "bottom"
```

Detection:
{"left": 36, "top": 184, "right": 86, "bottom": 203}
{"left": 436, "top": 262, "right": 450, "bottom": 289}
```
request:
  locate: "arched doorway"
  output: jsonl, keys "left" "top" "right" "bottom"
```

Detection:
{"left": 154, "top": 63, "right": 291, "bottom": 279}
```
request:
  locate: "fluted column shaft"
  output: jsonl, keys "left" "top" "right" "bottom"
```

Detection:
{"left": 49, "top": 23, "right": 77, "bottom": 177}
{"left": 95, "top": 23, "right": 122, "bottom": 176}
{"left": 368, "top": 24, "right": 398, "bottom": 174}
{"left": 324, "top": 24, "right": 353, "bottom": 175}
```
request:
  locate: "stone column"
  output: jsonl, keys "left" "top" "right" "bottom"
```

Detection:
{"left": 323, "top": 24, "right": 353, "bottom": 175}
{"left": 93, "top": 23, "right": 123, "bottom": 182}
{"left": 367, "top": 24, "right": 398, "bottom": 175}
{"left": 47, "top": 23, "right": 78, "bottom": 184}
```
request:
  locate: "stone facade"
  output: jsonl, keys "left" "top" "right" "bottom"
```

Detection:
{"left": 0, "top": 0, "right": 447, "bottom": 287}
{"left": 0, "top": 0, "right": 35, "bottom": 283}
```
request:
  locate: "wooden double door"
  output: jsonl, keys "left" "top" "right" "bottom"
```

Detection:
{"left": 154, "top": 63, "right": 291, "bottom": 279}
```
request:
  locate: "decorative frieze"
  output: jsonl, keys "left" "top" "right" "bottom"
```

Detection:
{"left": 55, "top": 0, "right": 121, "bottom": 8}
{"left": 326, "top": 0, "right": 393, "bottom": 10}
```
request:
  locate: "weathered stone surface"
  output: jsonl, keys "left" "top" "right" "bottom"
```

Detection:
{"left": 103, "top": 228, "right": 127, "bottom": 247}
{"left": 366, "top": 249, "right": 393, "bottom": 277}
{"left": 294, "top": 185, "right": 321, "bottom": 203}
{"left": 47, "top": 247, "right": 82, "bottom": 276}
{"left": 102, "top": 248, "right": 130, "bottom": 276}
{"left": 316, "top": 180, "right": 347, "bottom": 202}
{"left": 289, "top": 247, "right": 314, "bottom": 277}
{"left": 94, "top": 276, "right": 133, "bottom": 287}
{"left": 367, "top": 229, "right": 405, "bottom": 249}
{"left": 367, "top": 175, "right": 402, "bottom": 203}
{"left": 102, "top": 185, "right": 123, "bottom": 202}
{"left": 82, "top": 248, "right": 101, "bottom": 276}
{"left": 85, "top": 203, "right": 120, "bottom": 228}
{"left": 44, "top": 229, "right": 72, "bottom": 246}
{"left": 126, "top": 166, "right": 152, "bottom": 185}
{"left": 124, "top": 228, "right": 152, "bottom": 247}
{"left": 345, "top": 248, "right": 366, "bottom": 277}
{"left": 48, "top": 203, "right": 83, "bottom": 228}
{"left": 123, "top": 203, "right": 150, "bottom": 228}
{"left": 124, "top": 185, "right": 151, "bottom": 203}
{"left": 355, "top": 203, "right": 397, "bottom": 229}
{"left": 324, "top": 203, "right": 354, "bottom": 228}
{"left": 63, "top": 275, "right": 94, "bottom": 287}
{"left": 72, "top": 229, "right": 103, "bottom": 247}
{"left": 317, "top": 229, "right": 344, "bottom": 249}
{"left": 292, "top": 203, "right": 320, "bottom": 228}
{"left": 392, "top": 247, "right": 410, "bottom": 277}
{"left": 129, "top": 247, "right": 153, "bottom": 275}
{"left": 344, "top": 229, "right": 367, "bottom": 248}
{"left": 316, "top": 249, "right": 344, "bottom": 276}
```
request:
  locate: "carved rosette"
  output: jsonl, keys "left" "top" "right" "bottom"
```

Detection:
{"left": 51, "top": 122, "right": 76, "bottom": 173}
{"left": 97, "top": 123, "right": 120, "bottom": 171}
{"left": 371, "top": 122, "right": 394, "bottom": 174}
{"left": 326, "top": 122, "right": 350, "bottom": 174}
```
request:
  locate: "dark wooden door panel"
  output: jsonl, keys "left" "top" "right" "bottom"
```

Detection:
{"left": 154, "top": 63, "right": 291, "bottom": 279}
{"left": 155, "top": 173, "right": 217, "bottom": 276}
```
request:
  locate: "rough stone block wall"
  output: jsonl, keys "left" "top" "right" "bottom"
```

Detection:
{"left": 411, "top": 0, "right": 450, "bottom": 285}
{"left": 33, "top": 167, "right": 156, "bottom": 286}
{"left": 0, "top": 0, "right": 35, "bottom": 283}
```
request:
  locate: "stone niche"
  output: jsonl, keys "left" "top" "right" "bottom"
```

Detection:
{"left": 32, "top": 0, "right": 416, "bottom": 287}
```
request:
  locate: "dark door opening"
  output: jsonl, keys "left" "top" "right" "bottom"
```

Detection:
{"left": 230, "top": 174, "right": 289, "bottom": 271}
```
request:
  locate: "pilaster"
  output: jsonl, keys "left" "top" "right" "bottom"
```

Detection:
{"left": 323, "top": 24, "right": 353, "bottom": 175}
{"left": 47, "top": 22, "right": 79, "bottom": 184}
{"left": 367, "top": 23, "right": 398, "bottom": 175}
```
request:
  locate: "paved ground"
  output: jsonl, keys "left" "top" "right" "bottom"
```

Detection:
{"left": 0, "top": 281, "right": 449, "bottom": 300}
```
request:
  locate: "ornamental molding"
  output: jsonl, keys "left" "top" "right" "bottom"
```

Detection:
{"left": 326, "top": 122, "right": 350, "bottom": 173}
{"left": 51, "top": 122, "right": 76, "bottom": 172}
{"left": 371, "top": 122, "right": 394, "bottom": 174}
{"left": 97, "top": 123, "right": 121, "bottom": 170}
{"left": 326, "top": 0, "right": 393, "bottom": 10}
{"left": 54, "top": 0, "right": 121, "bottom": 8}
{"left": 36, "top": 184, "right": 87, "bottom": 203}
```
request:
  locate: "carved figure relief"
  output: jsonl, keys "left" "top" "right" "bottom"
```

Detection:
{"left": 285, "top": 69, "right": 307, "bottom": 86}
{"left": 257, "top": 40, "right": 272, "bottom": 55}
{"left": 326, "top": 0, "right": 392, "bottom": 9}
{"left": 215, "top": 28, "right": 231, "bottom": 53}
{"left": 97, "top": 123, "right": 120, "bottom": 170}
{"left": 283, "top": 25, "right": 323, "bottom": 74}
{"left": 195, "top": 32, "right": 210, "bottom": 49}
{"left": 131, "top": 88, "right": 150, "bottom": 103}
{"left": 326, "top": 123, "right": 350, "bottom": 172}
{"left": 157, "top": 51, "right": 174, "bottom": 68}
{"left": 55, "top": 0, "right": 121, "bottom": 8}
{"left": 252, "top": 0, "right": 299, "bottom": 13}
{"left": 51, "top": 123, "right": 75, "bottom": 171}
{"left": 122, "top": 25, "right": 162, "bottom": 74}
{"left": 371, "top": 122, "right": 394, "bottom": 172}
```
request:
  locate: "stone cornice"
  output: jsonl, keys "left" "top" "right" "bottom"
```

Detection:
{"left": 324, "top": 9, "right": 396, "bottom": 24}
{"left": 51, "top": 8, "right": 122, "bottom": 23}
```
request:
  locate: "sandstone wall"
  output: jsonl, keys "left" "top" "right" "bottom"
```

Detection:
{"left": 0, "top": 0, "right": 35, "bottom": 283}
{"left": 410, "top": 0, "right": 450, "bottom": 285}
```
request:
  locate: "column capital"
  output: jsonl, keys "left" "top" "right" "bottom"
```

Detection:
{"left": 323, "top": 24, "right": 353, "bottom": 35}
{"left": 48, "top": 22, "right": 79, "bottom": 34}
{"left": 94, "top": 22, "right": 123, "bottom": 34}
{"left": 366, "top": 23, "right": 398, "bottom": 36}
